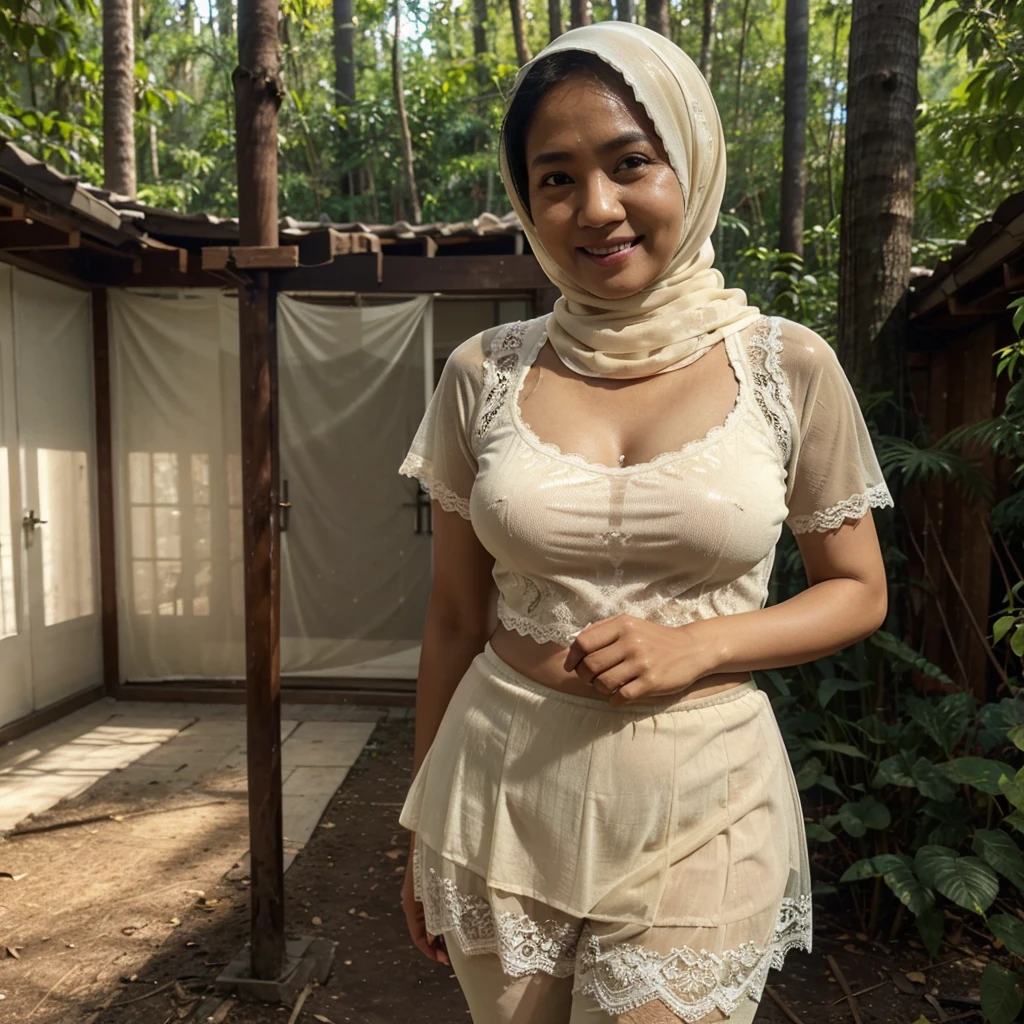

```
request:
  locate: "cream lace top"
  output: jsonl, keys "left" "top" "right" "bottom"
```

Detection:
{"left": 400, "top": 314, "right": 892, "bottom": 643}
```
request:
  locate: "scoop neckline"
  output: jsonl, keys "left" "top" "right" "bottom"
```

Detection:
{"left": 507, "top": 320, "right": 757, "bottom": 476}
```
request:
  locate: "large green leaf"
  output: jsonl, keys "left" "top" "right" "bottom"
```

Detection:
{"left": 795, "top": 757, "right": 824, "bottom": 790}
{"left": 870, "top": 631, "right": 954, "bottom": 685}
{"left": 943, "top": 757, "right": 1015, "bottom": 795}
{"left": 981, "top": 963, "right": 1024, "bottom": 1024}
{"left": 873, "top": 854, "right": 935, "bottom": 916}
{"left": 905, "top": 694, "right": 970, "bottom": 754}
{"left": 817, "top": 677, "right": 872, "bottom": 709}
{"left": 805, "top": 822, "right": 837, "bottom": 843}
{"left": 914, "top": 846, "right": 999, "bottom": 915}
{"left": 838, "top": 797, "right": 891, "bottom": 839}
{"left": 911, "top": 757, "right": 958, "bottom": 801}
{"left": 915, "top": 906, "right": 945, "bottom": 957}
{"left": 990, "top": 914, "right": 1024, "bottom": 958}
{"left": 804, "top": 739, "right": 869, "bottom": 760}
{"left": 873, "top": 753, "right": 915, "bottom": 788}
{"left": 973, "top": 830, "right": 1024, "bottom": 891}
{"left": 839, "top": 858, "right": 878, "bottom": 883}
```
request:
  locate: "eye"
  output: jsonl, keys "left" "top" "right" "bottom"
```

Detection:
{"left": 539, "top": 171, "right": 573, "bottom": 187}
{"left": 617, "top": 154, "right": 651, "bottom": 173}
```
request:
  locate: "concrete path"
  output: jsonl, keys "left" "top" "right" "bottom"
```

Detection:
{"left": 0, "top": 698, "right": 410, "bottom": 863}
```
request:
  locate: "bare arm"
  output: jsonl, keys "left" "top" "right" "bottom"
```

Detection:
{"left": 411, "top": 500, "right": 496, "bottom": 778}
{"left": 564, "top": 512, "right": 887, "bottom": 703}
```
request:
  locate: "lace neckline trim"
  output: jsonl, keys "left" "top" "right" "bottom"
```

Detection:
{"left": 503, "top": 316, "right": 767, "bottom": 476}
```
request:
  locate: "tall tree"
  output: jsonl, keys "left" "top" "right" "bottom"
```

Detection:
{"left": 217, "top": 0, "right": 233, "bottom": 38}
{"left": 549, "top": 0, "right": 564, "bottom": 39}
{"left": 474, "top": 0, "right": 489, "bottom": 85}
{"left": 392, "top": 1, "right": 421, "bottom": 223}
{"left": 837, "top": 0, "right": 921, "bottom": 394}
{"left": 699, "top": 0, "right": 716, "bottom": 81}
{"left": 645, "top": 0, "right": 668, "bottom": 36}
{"left": 570, "top": 0, "right": 590, "bottom": 29}
{"left": 509, "top": 0, "right": 531, "bottom": 65}
{"left": 103, "top": 0, "right": 137, "bottom": 197}
{"left": 333, "top": 0, "right": 355, "bottom": 102}
{"left": 779, "top": 0, "right": 808, "bottom": 257}
{"left": 616, "top": 0, "right": 634, "bottom": 20}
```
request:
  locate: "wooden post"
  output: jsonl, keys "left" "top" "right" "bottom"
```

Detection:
{"left": 234, "top": 0, "right": 286, "bottom": 982}
{"left": 92, "top": 288, "right": 120, "bottom": 697}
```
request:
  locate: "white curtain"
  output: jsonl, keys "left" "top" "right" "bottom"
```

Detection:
{"left": 109, "top": 289, "right": 432, "bottom": 681}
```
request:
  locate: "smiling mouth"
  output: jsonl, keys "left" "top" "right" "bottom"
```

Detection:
{"left": 579, "top": 236, "right": 643, "bottom": 256}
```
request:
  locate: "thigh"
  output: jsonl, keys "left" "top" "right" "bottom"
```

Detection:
{"left": 447, "top": 933, "right": 575, "bottom": 1024}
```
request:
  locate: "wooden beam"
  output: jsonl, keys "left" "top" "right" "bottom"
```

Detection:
{"left": 0, "top": 202, "right": 26, "bottom": 221}
{"left": 276, "top": 253, "right": 549, "bottom": 293}
{"left": 92, "top": 288, "right": 120, "bottom": 697}
{"left": 234, "top": 0, "right": 287, "bottom": 979}
{"left": 114, "top": 681, "right": 415, "bottom": 706}
{"left": 0, "top": 686, "right": 105, "bottom": 746}
{"left": 233, "top": 245, "right": 298, "bottom": 268}
{"left": 0, "top": 221, "right": 81, "bottom": 251}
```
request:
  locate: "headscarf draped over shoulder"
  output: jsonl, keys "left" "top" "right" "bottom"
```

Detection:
{"left": 499, "top": 22, "right": 760, "bottom": 379}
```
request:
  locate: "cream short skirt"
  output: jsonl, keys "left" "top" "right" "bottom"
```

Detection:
{"left": 399, "top": 644, "right": 812, "bottom": 1021}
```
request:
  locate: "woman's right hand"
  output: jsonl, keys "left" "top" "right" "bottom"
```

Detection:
{"left": 401, "top": 837, "right": 451, "bottom": 967}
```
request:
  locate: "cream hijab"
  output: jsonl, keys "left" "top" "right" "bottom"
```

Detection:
{"left": 499, "top": 22, "right": 760, "bottom": 379}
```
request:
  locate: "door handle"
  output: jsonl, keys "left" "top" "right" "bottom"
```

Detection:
{"left": 279, "top": 478, "right": 291, "bottom": 532}
{"left": 22, "top": 509, "right": 47, "bottom": 530}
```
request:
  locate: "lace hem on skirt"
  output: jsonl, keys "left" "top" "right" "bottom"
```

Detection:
{"left": 413, "top": 846, "right": 812, "bottom": 1021}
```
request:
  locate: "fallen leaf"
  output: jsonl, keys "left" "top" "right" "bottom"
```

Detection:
{"left": 174, "top": 981, "right": 188, "bottom": 1000}
{"left": 0, "top": 872, "right": 27, "bottom": 882}
{"left": 313, "top": 1015, "right": 336, "bottom": 1023}
{"left": 905, "top": 971, "right": 926, "bottom": 984}
{"left": 312, "top": 916, "right": 323, "bottom": 926}
{"left": 320, "top": 822, "right": 336, "bottom": 830}
{"left": 169, "top": 917, "right": 180, "bottom": 926}
{"left": 111, "top": 815, "right": 125, "bottom": 822}
{"left": 5, "top": 947, "right": 20, "bottom": 960}
{"left": 357, "top": 911, "right": 370, "bottom": 919}
{"left": 122, "top": 926, "right": 139, "bottom": 936}
{"left": 383, "top": 849, "right": 402, "bottom": 860}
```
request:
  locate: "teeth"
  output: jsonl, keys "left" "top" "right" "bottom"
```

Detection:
{"left": 585, "top": 241, "right": 635, "bottom": 255}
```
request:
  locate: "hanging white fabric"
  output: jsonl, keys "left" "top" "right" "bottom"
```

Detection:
{"left": 108, "top": 288, "right": 431, "bottom": 681}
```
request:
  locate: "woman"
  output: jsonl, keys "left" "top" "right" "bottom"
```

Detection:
{"left": 398, "top": 21, "right": 891, "bottom": 1024}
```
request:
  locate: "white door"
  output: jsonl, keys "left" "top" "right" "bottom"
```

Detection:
{"left": 7, "top": 269, "right": 102, "bottom": 718}
{"left": 0, "top": 266, "right": 31, "bottom": 726}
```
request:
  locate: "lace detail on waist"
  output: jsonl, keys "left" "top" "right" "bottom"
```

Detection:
{"left": 576, "top": 896, "right": 812, "bottom": 1021}
{"left": 746, "top": 316, "right": 793, "bottom": 463}
{"left": 787, "top": 482, "right": 894, "bottom": 534}
{"left": 399, "top": 453, "right": 471, "bottom": 520}
{"left": 496, "top": 599, "right": 580, "bottom": 646}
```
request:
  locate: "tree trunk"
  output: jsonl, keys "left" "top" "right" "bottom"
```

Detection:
{"left": 392, "top": 1, "right": 421, "bottom": 224}
{"left": 148, "top": 120, "right": 160, "bottom": 181}
{"left": 217, "top": 0, "right": 233, "bottom": 37}
{"left": 103, "top": 0, "right": 137, "bottom": 197}
{"left": 699, "top": 0, "right": 715, "bottom": 82}
{"left": 509, "top": 0, "right": 531, "bottom": 65}
{"left": 733, "top": 0, "right": 752, "bottom": 135}
{"left": 645, "top": 0, "right": 668, "bottom": 36}
{"left": 548, "top": 0, "right": 563, "bottom": 39}
{"left": 333, "top": 0, "right": 355, "bottom": 102}
{"left": 616, "top": 0, "right": 634, "bottom": 20}
{"left": 779, "top": 0, "right": 808, "bottom": 257}
{"left": 474, "top": 0, "right": 489, "bottom": 85}
{"left": 837, "top": 0, "right": 920, "bottom": 395}
{"left": 570, "top": 0, "right": 590, "bottom": 29}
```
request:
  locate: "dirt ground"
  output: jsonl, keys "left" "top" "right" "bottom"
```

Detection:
{"left": 0, "top": 717, "right": 988, "bottom": 1024}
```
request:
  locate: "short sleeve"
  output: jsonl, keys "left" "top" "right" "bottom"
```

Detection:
{"left": 398, "top": 333, "right": 487, "bottom": 520}
{"left": 778, "top": 321, "right": 894, "bottom": 534}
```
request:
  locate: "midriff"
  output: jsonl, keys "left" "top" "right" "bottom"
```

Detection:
{"left": 489, "top": 623, "right": 751, "bottom": 706}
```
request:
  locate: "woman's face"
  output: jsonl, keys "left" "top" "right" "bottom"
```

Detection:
{"left": 524, "top": 72, "right": 685, "bottom": 300}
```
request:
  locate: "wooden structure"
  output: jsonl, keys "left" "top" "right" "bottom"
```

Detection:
{"left": 907, "top": 189, "right": 1024, "bottom": 696}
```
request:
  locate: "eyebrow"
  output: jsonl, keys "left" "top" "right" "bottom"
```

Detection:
{"left": 530, "top": 130, "right": 655, "bottom": 168}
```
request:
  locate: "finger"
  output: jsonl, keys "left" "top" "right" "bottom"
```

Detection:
{"left": 574, "top": 645, "right": 628, "bottom": 687}
{"left": 563, "top": 618, "right": 620, "bottom": 671}
{"left": 590, "top": 659, "right": 642, "bottom": 696}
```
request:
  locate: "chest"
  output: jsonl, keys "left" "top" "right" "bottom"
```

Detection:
{"left": 518, "top": 339, "right": 741, "bottom": 469}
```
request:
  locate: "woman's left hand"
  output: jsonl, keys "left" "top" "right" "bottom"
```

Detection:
{"left": 563, "top": 615, "right": 720, "bottom": 707}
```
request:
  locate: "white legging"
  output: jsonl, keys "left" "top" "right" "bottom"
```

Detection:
{"left": 447, "top": 939, "right": 760, "bottom": 1024}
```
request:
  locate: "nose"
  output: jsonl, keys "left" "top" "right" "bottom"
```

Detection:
{"left": 577, "top": 172, "right": 625, "bottom": 229}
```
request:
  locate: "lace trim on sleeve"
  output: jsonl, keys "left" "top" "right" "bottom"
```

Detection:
{"left": 399, "top": 453, "right": 471, "bottom": 520}
{"left": 787, "top": 482, "right": 894, "bottom": 534}
{"left": 746, "top": 316, "right": 793, "bottom": 463}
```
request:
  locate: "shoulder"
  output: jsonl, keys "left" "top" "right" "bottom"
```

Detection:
{"left": 768, "top": 317, "right": 839, "bottom": 374}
